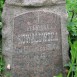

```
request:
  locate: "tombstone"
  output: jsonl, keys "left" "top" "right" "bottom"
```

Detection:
{"left": 2, "top": 0, "right": 69, "bottom": 77}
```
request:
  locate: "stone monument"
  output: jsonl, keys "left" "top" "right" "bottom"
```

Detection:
{"left": 2, "top": 0, "right": 69, "bottom": 77}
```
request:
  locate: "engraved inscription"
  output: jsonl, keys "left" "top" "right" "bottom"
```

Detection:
{"left": 17, "top": 32, "right": 58, "bottom": 44}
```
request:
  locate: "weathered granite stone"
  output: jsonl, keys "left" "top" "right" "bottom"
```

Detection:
{"left": 5, "top": 0, "right": 65, "bottom": 6}
{"left": 12, "top": 11, "right": 63, "bottom": 77}
{"left": 2, "top": 0, "right": 69, "bottom": 77}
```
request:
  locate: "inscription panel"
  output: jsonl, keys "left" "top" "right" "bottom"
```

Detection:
{"left": 13, "top": 11, "right": 63, "bottom": 77}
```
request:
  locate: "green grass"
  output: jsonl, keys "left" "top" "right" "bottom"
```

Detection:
{"left": 0, "top": 0, "right": 5, "bottom": 76}
{"left": 66, "top": 0, "right": 77, "bottom": 77}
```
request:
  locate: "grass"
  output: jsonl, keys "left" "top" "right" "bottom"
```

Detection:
{"left": 0, "top": 0, "right": 5, "bottom": 76}
{"left": 66, "top": 0, "right": 77, "bottom": 77}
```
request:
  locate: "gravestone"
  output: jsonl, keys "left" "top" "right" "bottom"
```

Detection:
{"left": 2, "top": 0, "right": 69, "bottom": 77}
{"left": 13, "top": 11, "right": 62, "bottom": 77}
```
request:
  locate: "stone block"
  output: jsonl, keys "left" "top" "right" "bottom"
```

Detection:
{"left": 2, "top": 0, "right": 69, "bottom": 77}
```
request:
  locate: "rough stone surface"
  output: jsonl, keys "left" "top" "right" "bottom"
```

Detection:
{"left": 2, "top": 0, "right": 69, "bottom": 77}
{"left": 5, "top": 0, "right": 65, "bottom": 6}
{"left": 12, "top": 11, "right": 63, "bottom": 77}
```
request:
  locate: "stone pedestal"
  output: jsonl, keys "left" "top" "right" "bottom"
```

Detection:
{"left": 2, "top": 0, "right": 69, "bottom": 77}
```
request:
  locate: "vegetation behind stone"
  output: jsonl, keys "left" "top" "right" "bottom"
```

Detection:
{"left": 0, "top": 0, "right": 5, "bottom": 76}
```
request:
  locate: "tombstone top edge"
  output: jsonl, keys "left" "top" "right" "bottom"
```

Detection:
{"left": 5, "top": 0, "right": 65, "bottom": 7}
